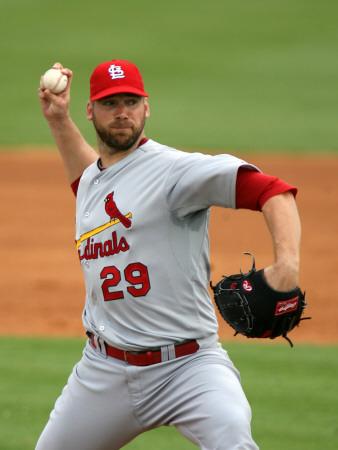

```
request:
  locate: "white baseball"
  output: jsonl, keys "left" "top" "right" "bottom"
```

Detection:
{"left": 40, "top": 68, "right": 68, "bottom": 94}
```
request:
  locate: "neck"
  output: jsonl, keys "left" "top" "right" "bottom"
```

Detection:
{"left": 98, "top": 134, "right": 145, "bottom": 168}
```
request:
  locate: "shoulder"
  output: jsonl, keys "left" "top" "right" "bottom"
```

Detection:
{"left": 139, "top": 139, "right": 189, "bottom": 161}
{"left": 80, "top": 160, "right": 100, "bottom": 181}
{"left": 71, "top": 159, "right": 100, "bottom": 196}
{"left": 142, "top": 140, "right": 259, "bottom": 179}
{"left": 76, "top": 159, "right": 100, "bottom": 192}
{"left": 141, "top": 139, "right": 248, "bottom": 166}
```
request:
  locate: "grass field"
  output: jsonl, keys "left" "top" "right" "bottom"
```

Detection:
{"left": 1, "top": 338, "right": 337, "bottom": 449}
{"left": 1, "top": 0, "right": 338, "bottom": 151}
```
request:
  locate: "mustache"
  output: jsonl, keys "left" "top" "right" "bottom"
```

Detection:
{"left": 109, "top": 120, "right": 134, "bottom": 129}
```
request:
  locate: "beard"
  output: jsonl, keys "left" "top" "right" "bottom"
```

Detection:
{"left": 92, "top": 115, "right": 146, "bottom": 153}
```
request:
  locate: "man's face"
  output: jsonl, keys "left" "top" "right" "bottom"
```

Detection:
{"left": 87, "top": 94, "right": 150, "bottom": 152}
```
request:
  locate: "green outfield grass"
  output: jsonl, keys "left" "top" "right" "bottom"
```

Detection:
{"left": 0, "top": 337, "right": 337, "bottom": 449}
{"left": 1, "top": 0, "right": 338, "bottom": 151}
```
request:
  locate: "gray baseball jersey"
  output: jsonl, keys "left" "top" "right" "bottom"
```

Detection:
{"left": 75, "top": 139, "right": 257, "bottom": 351}
{"left": 36, "top": 139, "right": 260, "bottom": 450}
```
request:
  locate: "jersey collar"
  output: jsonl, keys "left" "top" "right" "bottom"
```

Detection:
{"left": 97, "top": 137, "right": 149, "bottom": 171}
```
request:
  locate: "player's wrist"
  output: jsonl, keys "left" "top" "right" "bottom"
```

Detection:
{"left": 46, "top": 112, "right": 73, "bottom": 129}
{"left": 274, "top": 254, "right": 300, "bottom": 274}
{"left": 264, "top": 260, "right": 299, "bottom": 291}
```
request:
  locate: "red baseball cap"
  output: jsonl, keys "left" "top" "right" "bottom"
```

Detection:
{"left": 90, "top": 59, "right": 148, "bottom": 101}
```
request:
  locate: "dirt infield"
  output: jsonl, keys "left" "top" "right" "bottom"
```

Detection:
{"left": 1, "top": 151, "right": 337, "bottom": 344}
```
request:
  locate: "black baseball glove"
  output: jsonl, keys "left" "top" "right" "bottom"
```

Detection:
{"left": 211, "top": 254, "right": 309, "bottom": 346}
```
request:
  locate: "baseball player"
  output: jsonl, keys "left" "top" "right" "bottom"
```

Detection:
{"left": 36, "top": 59, "right": 301, "bottom": 450}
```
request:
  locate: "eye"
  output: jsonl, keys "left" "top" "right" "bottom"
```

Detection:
{"left": 101, "top": 99, "right": 116, "bottom": 107}
{"left": 126, "top": 98, "right": 139, "bottom": 106}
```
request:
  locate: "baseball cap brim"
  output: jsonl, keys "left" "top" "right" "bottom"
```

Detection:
{"left": 91, "top": 85, "right": 148, "bottom": 101}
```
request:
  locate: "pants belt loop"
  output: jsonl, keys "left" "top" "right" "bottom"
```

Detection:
{"left": 160, "top": 346, "right": 169, "bottom": 362}
{"left": 95, "top": 335, "right": 107, "bottom": 358}
{"left": 100, "top": 337, "right": 108, "bottom": 358}
{"left": 93, "top": 334, "right": 99, "bottom": 349}
{"left": 160, "top": 344, "right": 176, "bottom": 362}
{"left": 168, "top": 344, "right": 176, "bottom": 361}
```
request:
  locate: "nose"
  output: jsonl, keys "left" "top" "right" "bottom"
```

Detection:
{"left": 114, "top": 102, "right": 128, "bottom": 119}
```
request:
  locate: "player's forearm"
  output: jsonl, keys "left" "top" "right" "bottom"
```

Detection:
{"left": 39, "top": 63, "right": 98, "bottom": 184}
{"left": 47, "top": 116, "right": 98, "bottom": 184}
{"left": 262, "top": 192, "right": 301, "bottom": 288}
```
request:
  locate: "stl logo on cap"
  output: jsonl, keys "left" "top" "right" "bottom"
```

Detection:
{"left": 108, "top": 64, "right": 125, "bottom": 80}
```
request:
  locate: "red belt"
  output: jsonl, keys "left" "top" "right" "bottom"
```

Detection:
{"left": 86, "top": 332, "right": 199, "bottom": 366}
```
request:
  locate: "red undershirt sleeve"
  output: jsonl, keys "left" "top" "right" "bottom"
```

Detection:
{"left": 236, "top": 167, "right": 298, "bottom": 211}
{"left": 71, "top": 177, "right": 81, "bottom": 196}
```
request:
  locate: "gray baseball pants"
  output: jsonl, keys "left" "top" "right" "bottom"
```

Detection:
{"left": 36, "top": 341, "right": 259, "bottom": 450}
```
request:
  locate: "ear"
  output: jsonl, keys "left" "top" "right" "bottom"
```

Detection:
{"left": 144, "top": 97, "right": 150, "bottom": 118}
{"left": 87, "top": 101, "right": 93, "bottom": 121}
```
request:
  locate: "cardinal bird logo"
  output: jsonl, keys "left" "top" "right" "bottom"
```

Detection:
{"left": 104, "top": 192, "right": 132, "bottom": 229}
